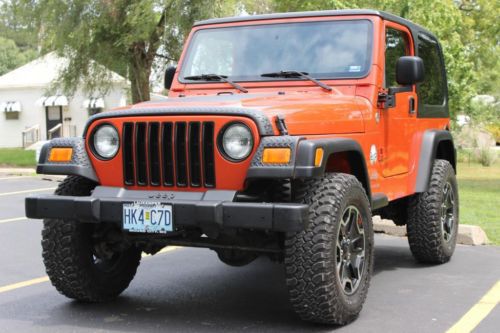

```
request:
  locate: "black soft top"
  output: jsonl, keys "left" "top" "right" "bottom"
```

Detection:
{"left": 194, "top": 9, "right": 437, "bottom": 40}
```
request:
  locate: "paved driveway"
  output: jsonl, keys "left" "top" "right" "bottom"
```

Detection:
{"left": 0, "top": 175, "right": 498, "bottom": 332}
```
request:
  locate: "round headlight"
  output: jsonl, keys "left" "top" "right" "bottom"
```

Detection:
{"left": 93, "top": 125, "right": 119, "bottom": 159}
{"left": 220, "top": 123, "right": 253, "bottom": 161}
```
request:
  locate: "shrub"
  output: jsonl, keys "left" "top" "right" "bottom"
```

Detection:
{"left": 486, "top": 123, "right": 500, "bottom": 144}
{"left": 476, "top": 147, "right": 497, "bottom": 167}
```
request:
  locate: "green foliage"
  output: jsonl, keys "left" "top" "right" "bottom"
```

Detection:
{"left": 468, "top": 100, "right": 500, "bottom": 125}
{"left": 0, "top": 38, "right": 37, "bottom": 76}
{"left": 16, "top": 0, "right": 237, "bottom": 103}
{"left": 0, "top": 1, "right": 39, "bottom": 74}
{"left": 0, "top": 37, "right": 24, "bottom": 75}
{"left": 486, "top": 123, "right": 500, "bottom": 143}
{"left": 458, "top": 0, "right": 500, "bottom": 99}
{"left": 0, "top": 0, "right": 39, "bottom": 51}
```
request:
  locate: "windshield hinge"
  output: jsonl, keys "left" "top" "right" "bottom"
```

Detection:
{"left": 377, "top": 89, "right": 395, "bottom": 108}
{"left": 275, "top": 115, "right": 288, "bottom": 136}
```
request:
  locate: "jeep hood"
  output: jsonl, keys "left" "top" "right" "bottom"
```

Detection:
{"left": 129, "top": 92, "right": 367, "bottom": 135}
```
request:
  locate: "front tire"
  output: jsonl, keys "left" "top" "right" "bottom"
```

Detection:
{"left": 42, "top": 176, "right": 142, "bottom": 302}
{"left": 285, "top": 174, "right": 374, "bottom": 325}
{"left": 407, "top": 159, "right": 459, "bottom": 264}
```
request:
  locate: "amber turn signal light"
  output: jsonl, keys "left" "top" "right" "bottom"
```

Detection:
{"left": 48, "top": 147, "right": 73, "bottom": 162}
{"left": 314, "top": 148, "right": 324, "bottom": 167}
{"left": 262, "top": 148, "right": 291, "bottom": 164}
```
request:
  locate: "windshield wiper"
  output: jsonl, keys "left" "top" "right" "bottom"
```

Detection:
{"left": 183, "top": 74, "right": 248, "bottom": 93}
{"left": 260, "top": 70, "right": 332, "bottom": 91}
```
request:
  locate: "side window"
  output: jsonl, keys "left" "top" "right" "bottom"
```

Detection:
{"left": 418, "top": 34, "right": 445, "bottom": 105}
{"left": 385, "top": 28, "right": 409, "bottom": 88}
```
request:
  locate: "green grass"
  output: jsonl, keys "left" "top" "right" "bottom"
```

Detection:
{"left": 0, "top": 148, "right": 36, "bottom": 167}
{"left": 457, "top": 161, "right": 500, "bottom": 245}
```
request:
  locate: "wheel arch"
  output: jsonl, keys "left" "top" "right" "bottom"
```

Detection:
{"left": 295, "top": 138, "right": 372, "bottom": 201}
{"left": 415, "top": 130, "right": 456, "bottom": 193}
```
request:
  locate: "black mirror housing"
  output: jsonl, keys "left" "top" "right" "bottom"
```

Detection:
{"left": 164, "top": 66, "right": 177, "bottom": 90}
{"left": 396, "top": 56, "right": 424, "bottom": 86}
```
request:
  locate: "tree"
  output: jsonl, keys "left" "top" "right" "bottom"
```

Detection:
{"left": 0, "top": 0, "right": 39, "bottom": 74}
{"left": 0, "top": 0, "right": 39, "bottom": 52}
{"left": 457, "top": 0, "right": 500, "bottom": 98}
{"left": 28, "top": 0, "right": 236, "bottom": 103}
{"left": 0, "top": 36, "right": 36, "bottom": 75}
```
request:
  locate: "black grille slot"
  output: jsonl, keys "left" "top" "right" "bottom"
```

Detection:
{"left": 202, "top": 122, "right": 216, "bottom": 187}
{"left": 123, "top": 123, "right": 135, "bottom": 185}
{"left": 123, "top": 121, "right": 215, "bottom": 188}
{"left": 189, "top": 122, "right": 201, "bottom": 187}
{"left": 161, "top": 122, "right": 174, "bottom": 186}
{"left": 148, "top": 122, "right": 160, "bottom": 186}
{"left": 175, "top": 122, "right": 188, "bottom": 187}
{"left": 135, "top": 122, "right": 148, "bottom": 185}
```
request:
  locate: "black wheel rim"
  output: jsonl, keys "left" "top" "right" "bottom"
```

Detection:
{"left": 441, "top": 182, "right": 456, "bottom": 242}
{"left": 92, "top": 252, "right": 122, "bottom": 273}
{"left": 336, "top": 205, "right": 366, "bottom": 295}
{"left": 91, "top": 227, "right": 124, "bottom": 273}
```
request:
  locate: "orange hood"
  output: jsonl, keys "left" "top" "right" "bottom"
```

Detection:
{"left": 128, "top": 91, "right": 368, "bottom": 135}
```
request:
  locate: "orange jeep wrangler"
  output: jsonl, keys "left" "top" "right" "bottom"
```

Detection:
{"left": 26, "top": 9, "right": 458, "bottom": 325}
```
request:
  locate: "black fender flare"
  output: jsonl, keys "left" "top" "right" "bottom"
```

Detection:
{"left": 36, "top": 137, "right": 99, "bottom": 182}
{"left": 247, "top": 137, "right": 373, "bottom": 202}
{"left": 295, "top": 138, "right": 372, "bottom": 201}
{"left": 415, "top": 130, "right": 456, "bottom": 193}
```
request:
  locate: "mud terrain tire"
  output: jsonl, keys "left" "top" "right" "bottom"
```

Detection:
{"left": 407, "top": 159, "right": 459, "bottom": 264}
{"left": 285, "top": 173, "right": 374, "bottom": 325}
{"left": 42, "top": 176, "right": 142, "bottom": 302}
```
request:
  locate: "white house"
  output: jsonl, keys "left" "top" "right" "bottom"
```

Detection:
{"left": 0, "top": 52, "right": 128, "bottom": 148}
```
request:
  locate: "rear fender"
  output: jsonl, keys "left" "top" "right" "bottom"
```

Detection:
{"left": 415, "top": 130, "right": 456, "bottom": 193}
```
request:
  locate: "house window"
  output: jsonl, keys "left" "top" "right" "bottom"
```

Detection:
{"left": 1, "top": 101, "right": 22, "bottom": 120}
{"left": 88, "top": 107, "right": 103, "bottom": 116}
{"left": 84, "top": 97, "right": 105, "bottom": 116}
{"left": 5, "top": 112, "right": 19, "bottom": 120}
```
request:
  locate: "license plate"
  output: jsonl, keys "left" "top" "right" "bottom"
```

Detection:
{"left": 123, "top": 201, "right": 173, "bottom": 234}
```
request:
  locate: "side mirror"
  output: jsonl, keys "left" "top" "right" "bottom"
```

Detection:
{"left": 164, "top": 66, "right": 177, "bottom": 90}
{"left": 396, "top": 56, "right": 424, "bottom": 86}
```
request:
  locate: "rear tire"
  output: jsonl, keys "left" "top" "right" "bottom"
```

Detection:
{"left": 407, "top": 160, "right": 459, "bottom": 264}
{"left": 285, "top": 174, "right": 374, "bottom": 325}
{"left": 42, "top": 176, "right": 142, "bottom": 302}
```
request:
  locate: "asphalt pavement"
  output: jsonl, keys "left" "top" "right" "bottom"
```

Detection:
{"left": 0, "top": 174, "right": 498, "bottom": 333}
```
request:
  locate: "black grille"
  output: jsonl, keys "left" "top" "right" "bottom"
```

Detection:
{"left": 122, "top": 121, "right": 216, "bottom": 188}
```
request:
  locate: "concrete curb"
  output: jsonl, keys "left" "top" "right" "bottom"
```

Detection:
{"left": 372, "top": 216, "right": 489, "bottom": 246}
{"left": 0, "top": 168, "right": 36, "bottom": 176}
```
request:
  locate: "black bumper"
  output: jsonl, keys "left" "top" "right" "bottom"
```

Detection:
{"left": 25, "top": 187, "right": 309, "bottom": 232}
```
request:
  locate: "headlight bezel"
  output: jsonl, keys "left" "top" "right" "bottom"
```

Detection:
{"left": 217, "top": 122, "right": 254, "bottom": 162}
{"left": 90, "top": 123, "right": 120, "bottom": 160}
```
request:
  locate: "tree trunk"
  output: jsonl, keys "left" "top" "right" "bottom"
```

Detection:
{"left": 129, "top": 46, "right": 151, "bottom": 104}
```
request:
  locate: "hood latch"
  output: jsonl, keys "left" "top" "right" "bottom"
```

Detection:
{"left": 275, "top": 115, "right": 288, "bottom": 136}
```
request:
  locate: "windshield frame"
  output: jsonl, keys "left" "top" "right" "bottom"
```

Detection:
{"left": 178, "top": 18, "right": 374, "bottom": 84}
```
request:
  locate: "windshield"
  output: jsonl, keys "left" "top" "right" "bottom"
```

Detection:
{"left": 180, "top": 20, "right": 373, "bottom": 82}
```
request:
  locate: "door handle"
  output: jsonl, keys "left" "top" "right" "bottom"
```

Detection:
{"left": 409, "top": 97, "right": 415, "bottom": 115}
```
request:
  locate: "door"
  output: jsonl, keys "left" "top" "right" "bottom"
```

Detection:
{"left": 45, "top": 106, "right": 63, "bottom": 139}
{"left": 382, "top": 24, "right": 417, "bottom": 177}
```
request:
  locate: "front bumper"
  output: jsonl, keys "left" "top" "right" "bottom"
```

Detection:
{"left": 25, "top": 187, "right": 309, "bottom": 232}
